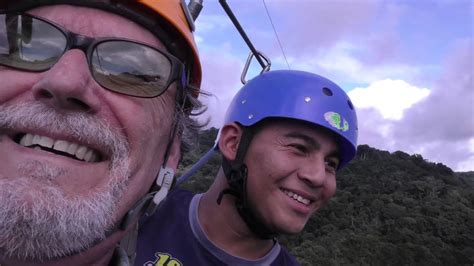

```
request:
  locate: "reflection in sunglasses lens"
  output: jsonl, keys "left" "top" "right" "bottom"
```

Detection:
{"left": 92, "top": 41, "right": 172, "bottom": 97}
{"left": 0, "top": 14, "right": 179, "bottom": 98}
{"left": 0, "top": 14, "right": 67, "bottom": 71}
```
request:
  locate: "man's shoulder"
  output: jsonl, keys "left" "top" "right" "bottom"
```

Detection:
{"left": 163, "top": 187, "right": 196, "bottom": 207}
{"left": 274, "top": 245, "right": 301, "bottom": 266}
{"left": 139, "top": 187, "right": 195, "bottom": 226}
{"left": 136, "top": 188, "right": 215, "bottom": 266}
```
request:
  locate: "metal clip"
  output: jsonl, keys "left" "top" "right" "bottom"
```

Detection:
{"left": 145, "top": 167, "right": 175, "bottom": 216}
{"left": 152, "top": 167, "right": 175, "bottom": 205}
{"left": 241, "top": 51, "right": 271, "bottom": 84}
{"left": 181, "top": 0, "right": 204, "bottom": 32}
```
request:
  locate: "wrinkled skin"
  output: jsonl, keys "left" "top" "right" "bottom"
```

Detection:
{"left": 0, "top": 5, "right": 181, "bottom": 265}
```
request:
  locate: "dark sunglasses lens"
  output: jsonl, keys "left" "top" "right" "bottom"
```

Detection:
{"left": 0, "top": 14, "right": 66, "bottom": 71}
{"left": 91, "top": 41, "right": 172, "bottom": 97}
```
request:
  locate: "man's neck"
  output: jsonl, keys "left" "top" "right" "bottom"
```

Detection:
{"left": 198, "top": 174, "right": 274, "bottom": 260}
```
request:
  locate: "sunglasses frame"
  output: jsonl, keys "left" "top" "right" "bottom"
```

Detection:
{"left": 0, "top": 12, "right": 187, "bottom": 98}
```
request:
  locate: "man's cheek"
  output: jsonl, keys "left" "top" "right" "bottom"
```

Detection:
{"left": 0, "top": 72, "right": 37, "bottom": 101}
{"left": 323, "top": 181, "right": 337, "bottom": 201}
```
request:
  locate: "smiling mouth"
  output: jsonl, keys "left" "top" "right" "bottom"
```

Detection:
{"left": 281, "top": 189, "right": 312, "bottom": 206}
{"left": 13, "top": 133, "right": 103, "bottom": 163}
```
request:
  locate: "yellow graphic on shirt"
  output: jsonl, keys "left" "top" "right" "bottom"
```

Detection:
{"left": 145, "top": 252, "right": 182, "bottom": 266}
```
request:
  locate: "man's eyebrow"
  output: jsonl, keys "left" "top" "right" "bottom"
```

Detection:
{"left": 284, "top": 132, "right": 320, "bottom": 150}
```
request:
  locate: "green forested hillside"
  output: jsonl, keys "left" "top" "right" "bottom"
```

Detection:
{"left": 178, "top": 128, "right": 474, "bottom": 266}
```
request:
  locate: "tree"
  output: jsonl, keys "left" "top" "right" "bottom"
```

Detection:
{"left": 178, "top": 128, "right": 474, "bottom": 265}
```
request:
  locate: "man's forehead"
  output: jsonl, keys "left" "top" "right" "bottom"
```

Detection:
{"left": 28, "top": 5, "right": 166, "bottom": 50}
{"left": 257, "top": 118, "right": 324, "bottom": 133}
{"left": 258, "top": 118, "right": 339, "bottom": 146}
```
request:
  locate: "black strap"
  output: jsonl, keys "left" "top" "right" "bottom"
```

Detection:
{"left": 106, "top": 84, "right": 186, "bottom": 257}
{"left": 219, "top": 127, "right": 278, "bottom": 239}
{"left": 219, "top": 126, "right": 253, "bottom": 203}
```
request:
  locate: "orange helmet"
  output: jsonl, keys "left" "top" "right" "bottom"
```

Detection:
{"left": 138, "top": 0, "right": 202, "bottom": 94}
{"left": 1, "top": 0, "right": 202, "bottom": 96}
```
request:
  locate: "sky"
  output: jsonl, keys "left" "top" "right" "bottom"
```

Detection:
{"left": 192, "top": 0, "right": 473, "bottom": 172}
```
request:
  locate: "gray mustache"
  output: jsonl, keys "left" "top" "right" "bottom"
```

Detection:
{"left": 0, "top": 102, "right": 130, "bottom": 159}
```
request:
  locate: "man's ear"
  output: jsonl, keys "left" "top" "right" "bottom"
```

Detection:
{"left": 218, "top": 123, "right": 243, "bottom": 161}
{"left": 165, "top": 133, "right": 182, "bottom": 171}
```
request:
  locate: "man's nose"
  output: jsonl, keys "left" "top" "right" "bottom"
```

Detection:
{"left": 297, "top": 157, "right": 327, "bottom": 188}
{"left": 31, "top": 50, "right": 102, "bottom": 112}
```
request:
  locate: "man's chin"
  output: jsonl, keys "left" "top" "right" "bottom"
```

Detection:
{"left": 0, "top": 175, "right": 121, "bottom": 261}
{"left": 17, "top": 160, "right": 68, "bottom": 182}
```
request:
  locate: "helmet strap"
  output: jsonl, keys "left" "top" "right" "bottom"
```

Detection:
{"left": 107, "top": 90, "right": 186, "bottom": 260}
{"left": 218, "top": 127, "right": 278, "bottom": 240}
{"left": 145, "top": 86, "right": 187, "bottom": 214}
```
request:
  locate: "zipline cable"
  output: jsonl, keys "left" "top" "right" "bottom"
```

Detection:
{"left": 262, "top": 0, "right": 291, "bottom": 69}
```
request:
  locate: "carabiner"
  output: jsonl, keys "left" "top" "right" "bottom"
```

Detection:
{"left": 241, "top": 51, "right": 272, "bottom": 84}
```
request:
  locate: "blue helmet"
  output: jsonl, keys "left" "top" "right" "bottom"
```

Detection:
{"left": 223, "top": 69, "right": 358, "bottom": 168}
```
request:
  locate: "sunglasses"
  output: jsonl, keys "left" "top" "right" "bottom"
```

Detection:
{"left": 0, "top": 13, "right": 186, "bottom": 98}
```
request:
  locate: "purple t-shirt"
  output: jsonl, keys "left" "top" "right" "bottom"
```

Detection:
{"left": 136, "top": 188, "right": 300, "bottom": 266}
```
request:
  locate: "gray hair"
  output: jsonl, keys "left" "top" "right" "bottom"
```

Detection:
{"left": 175, "top": 86, "right": 208, "bottom": 154}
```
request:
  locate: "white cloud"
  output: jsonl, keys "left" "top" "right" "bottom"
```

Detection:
{"left": 349, "top": 40, "right": 473, "bottom": 171}
{"left": 457, "top": 138, "right": 474, "bottom": 172}
{"left": 195, "top": 14, "right": 230, "bottom": 35}
{"left": 268, "top": 0, "right": 380, "bottom": 52}
{"left": 287, "top": 41, "right": 424, "bottom": 87}
{"left": 197, "top": 46, "right": 244, "bottom": 128}
{"left": 194, "top": 35, "right": 203, "bottom": 44}
{"left": 349, "top": 79, "right": 430, "bottom": 120}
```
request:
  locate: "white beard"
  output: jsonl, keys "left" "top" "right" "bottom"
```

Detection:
{"left": 0, "top": 102, "right": 131, "bottom": 261}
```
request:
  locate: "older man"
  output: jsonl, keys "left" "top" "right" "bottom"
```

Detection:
{"left": 138, "top": 70, "right": 358, "bottom": 265}
{"left": 0, "top": 1, "right": 204, "bottom": 265}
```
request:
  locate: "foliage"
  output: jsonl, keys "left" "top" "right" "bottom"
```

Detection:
{"left": 178, "top": 127, "right": 220, "bottom": 192}
{"left": 457, "top": 171, "right": 474, "bottom": 187}
{"left": 177, "top": 129, "right": 474, "bottom": 266}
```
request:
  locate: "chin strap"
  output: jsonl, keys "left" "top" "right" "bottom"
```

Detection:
{"left": 114, "top": 223, "right": 138, "bottom": 266}
{"left": 111, "top": 245, "right": 131, "bottom": 266}
{"left": 112, "top": 81, "right": 187, "bottom": 264}
{"left": 110, "top": 103, "right": 180, "bottom": 263}
{"left": 146, "top": 166, "right": 175, "bottom": 215}
{"left": 112, "top": 166, "right": 175, "bottom": 233}
{"left": 218, "top": 127, "right": 278, "bottom": 240}
{"left": 103, "top": 166, "right": 175, "bottom": 265}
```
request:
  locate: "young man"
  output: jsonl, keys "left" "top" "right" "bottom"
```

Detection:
{"left": 0, "top": 1, "right": 204, "bottom": 265}
{"left": 137, "top": 70, "right": 358, "bottom": 265}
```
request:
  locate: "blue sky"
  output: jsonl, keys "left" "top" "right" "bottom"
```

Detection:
{"left": 192, "top": 0, "right": 473, "bottom": 172}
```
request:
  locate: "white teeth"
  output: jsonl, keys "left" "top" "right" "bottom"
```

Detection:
{"left": 84, "top": 149, "right": 94, "bottom": 162}
{"left": 20, "top": 133, "right": 33, "bottom": 146}
{"left": 39, "top": 136, "right": 54, "bottom": 148}
{"left": 75, "top": 146, "right": 88, "bottom": 160}
{"left": 67, "top": 143, "right": 78, "bottom": 156}
{"left": 282, "top": 189, "right": 311, "bottom": 205}
{"left": 32, "top": 135, "right": 41, "bottom": 145}
{"left": 53, "top": 140, "right": 69, "bottom": 152}
{"left": 18, "top": 133, "right": 100, "bottom": 162}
